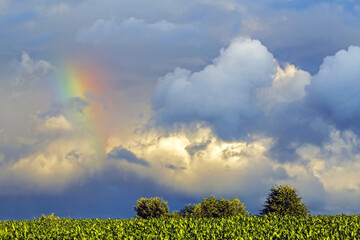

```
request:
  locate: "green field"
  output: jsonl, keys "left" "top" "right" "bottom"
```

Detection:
{"left": 1, "top": 215, "right": 360, "bottom": 239}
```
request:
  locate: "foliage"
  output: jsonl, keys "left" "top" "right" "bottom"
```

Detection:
{"left": 260, "top": 184, "right": 310, "bottom": 216}
{"left": 170, "top": 211, "right": 183, "bottom": 218}
{"left": 179, "top": 196, "right": 249, "bottom": 218}
{"left": 1, "top": 215, "right": 360, "bottom": 239}
{"left": 133, "top": 197, "right": 170, "bottom": 219}
{"left": 179, "top": 204, "right": 195, "bottom": 218}
{"left": 38, "top": 213, "right": 61, "bottom": 221}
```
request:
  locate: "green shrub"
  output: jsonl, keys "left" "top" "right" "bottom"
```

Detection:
{"left": 133, "top": 197, "right": 170, "bottom": 219}
{"left": 179, "top": 204, "right": 195, "bottom": 218}
{"left": 179, "top": 196, "right": 249, "bottom": 218}
{"left": 260, "top": 184, "right": 310, "bottom": 216}
{"left": 170, "top": 211, "right": 183, "bottom": 218}
{"left": 217, "top": 197, "right": 249, "bottom": 217}
{"left": 39, "top": 213, "right": 61, "bottom": 221}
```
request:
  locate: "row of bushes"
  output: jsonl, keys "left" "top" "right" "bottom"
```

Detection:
{"left": 133, "top": 185, "right": 310, "bottom": 219}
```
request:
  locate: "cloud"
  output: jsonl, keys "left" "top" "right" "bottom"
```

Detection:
{"left": 147, "top": 37, "right": 360, "bottom": 214}
{"left": 76, "top": 17, "right": 198, "bottom": 46}
{"left": 152, "top": 38, "right": 311, "bottom": 139}
{"left": 107, "top": 146, "right": 150, "bottom": 167}
{"left": 240, "top": 3, "right": 360, "bottom": 74}
{"left": 110, "top": 126, "right": 286, "bottom": 201}
{"left": 75, "top": 15, "right": 210, "bottom": 78}
{"left": 306, "top": 46, "right": 360, "bottom": 132}
{"left": 258, "top": 64, "right": 311, "bottom": 113}
{"left": 0, "top": 137, "right": 103, "bottom": 195}
{"left": 293, "top": 128, "right": 360, "bottom": 214}
{"left": 41, "top": 115, "right": 73, "bottom": 132}
{"left": 103, "top": 125, "right": 344, "bottom": 214}
{"left": 151, "top": 37, "right": 360, "bottom": 164}
{"left": 2, "top": 52, "right": 53, "bottom": 90}
{"left": 16, "top": 51, "right": 52, "bottom": 75}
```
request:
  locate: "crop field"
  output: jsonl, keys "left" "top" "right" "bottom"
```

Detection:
{"left": 1, "top": 215, "right": 360, "bottom": 239}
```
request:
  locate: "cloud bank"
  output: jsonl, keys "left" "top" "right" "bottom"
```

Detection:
{"left": 2, "top": 37, "right": 360, "bottom": 217}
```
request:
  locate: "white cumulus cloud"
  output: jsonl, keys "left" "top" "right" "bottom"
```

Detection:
{"left": 258, "top": 64, "right": 311, "bottom": 113}
{"left": 152, "top": 37, "right": 312, "bottom": 139}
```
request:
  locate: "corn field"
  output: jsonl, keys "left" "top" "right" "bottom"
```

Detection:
{"left": 1, "top": 215, "right": 360, "bottom": 239}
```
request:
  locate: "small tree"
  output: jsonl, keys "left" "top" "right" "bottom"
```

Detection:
{"left": 192, "top": 203, "right": 202, "bottom": 217}
{"left": 201, "top": 196, "right": 219, "bottom": 217}
{"left": 217, "top": 197, "right": 248, "bottom": 217}
{"left": 133, "top": 197, "right": 170, "bottom": 219}
{"left": 179, "top": 196, "right": 248, "bottom": 218}
{"left": 260, "top": 185, "right": 310, "bottom": 216}
{"left": 179, "top": 204, "right": 195, "bottom": 218}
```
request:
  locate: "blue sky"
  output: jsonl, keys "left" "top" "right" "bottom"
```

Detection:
{"left": 1, "top": 0, "right": 360, "bottom": 219}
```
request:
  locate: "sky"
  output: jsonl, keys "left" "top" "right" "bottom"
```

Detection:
{"left": 0, "top": 0, "right": 360, "bottom": 220}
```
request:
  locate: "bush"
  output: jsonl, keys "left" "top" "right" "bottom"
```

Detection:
{"left": 217, "top": 197, "right": 249, "bottom": 217}
{"left": 260, "top": 184, "right": 310, "bottom": 216}
{"left": 179, "top": 204, "right": 195, "bottom": 218}
{"left": 38, "top": 213, "right": 61, "bottom": 221}
{"left": 170, "top": 211, "right": 183, "bottom": 218}
{"left": 179, "top": 196, "right": 249, "bottom": 218}
{"left": 133, "top": 197, "right": 170, "bottom": 219}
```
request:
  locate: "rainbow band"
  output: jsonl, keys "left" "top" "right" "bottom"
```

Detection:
{"left": 53, "top": 61, "right": 108, "bottom": 153}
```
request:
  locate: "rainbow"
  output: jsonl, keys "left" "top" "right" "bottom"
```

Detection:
{"left": 51, "top": 60, "right": 109, "bottom": 153}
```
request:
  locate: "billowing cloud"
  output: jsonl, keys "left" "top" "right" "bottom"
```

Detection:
{"left": 258, "top": 64, "right": 311, "bottom": 113}
{"left": 152, "top": 38, "right": 313, "bottom": 139}
{"left": 152, "top": 38, "right": 276, "bottom": 139}
{"left": 147, "top": 38, "right": 360, "bottom": 214}
{"left": 107, "top": 126, "right": 288, "bottom": 211}
{"left": 103, "top": 125, "right": 360, "bottom": 214}
{"left": 0, "top": 137, "right": 103, "bottom": 195}
{"left": 306, "top": 46, "right": 360, "bottom": 132}
{"left": 292, "top": 128, "right": 360, "bottom": 214}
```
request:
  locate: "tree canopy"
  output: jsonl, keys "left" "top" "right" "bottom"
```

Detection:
{"left": 179, "top": 196, "right": 249, "bottom": 218}
{"left": 133, "top": 197, "right": 170, "bottom": 219}
{"left": 260, "top": 184, "right": 310, "bottom": 216}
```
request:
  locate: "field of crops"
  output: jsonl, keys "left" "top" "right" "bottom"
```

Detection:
{"left": 1, "top": 215, "right": 360, "bottom": 239}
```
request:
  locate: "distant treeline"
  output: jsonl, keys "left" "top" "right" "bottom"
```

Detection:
{"left": 133, "top": 184, "right": 310, "bottom": 219}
